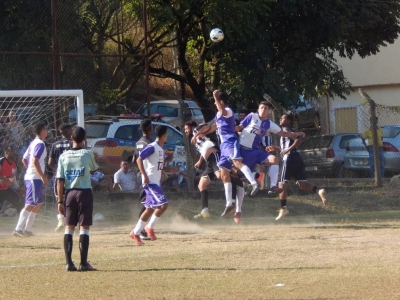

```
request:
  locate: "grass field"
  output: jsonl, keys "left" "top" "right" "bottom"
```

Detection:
{"left": 1, "top": 186, "right": 400, "bottom": 299}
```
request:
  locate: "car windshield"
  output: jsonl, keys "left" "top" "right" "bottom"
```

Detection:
{"left": 382, "top": 126, "right": 400, "bottom": 138}
{"left": 85, "top": 123, "right": 110, "bottom": 138}
{"left": 297, "top": 135, "right": 333, "bottom": 150}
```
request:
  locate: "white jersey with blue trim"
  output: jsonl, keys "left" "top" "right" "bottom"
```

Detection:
{"left": 23, "top": 138, "right": 47, "bottom": 180}
{"left": 239, "top": 113, "right": 281, "bottom": 149}
{"left": 139, "top": 141, "right": 165, "bottom": 185}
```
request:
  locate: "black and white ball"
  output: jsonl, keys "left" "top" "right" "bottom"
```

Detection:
{"left": 210, "top": 28, "right": 224, "bottom": 42}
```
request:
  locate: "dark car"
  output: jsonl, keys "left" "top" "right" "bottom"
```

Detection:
{"left": 296, "top": 133, "right": 361, "bottom": 178}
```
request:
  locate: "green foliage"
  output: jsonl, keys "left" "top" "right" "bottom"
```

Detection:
{"left": 96, "top": 82, "right": 120, "bottom": 113}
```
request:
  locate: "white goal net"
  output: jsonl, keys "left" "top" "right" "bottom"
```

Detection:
{"left": 0, "top": 90, "right": 84, "bottom": 220}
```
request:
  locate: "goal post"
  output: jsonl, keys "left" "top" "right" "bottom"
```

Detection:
{"left": 0, "top": 90, "right": 85, "bottom": 220}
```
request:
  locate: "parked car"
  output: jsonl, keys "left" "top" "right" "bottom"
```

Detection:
{"left": 85, "top": 117, "right": 186, "bottom": 175}
{"left": 296, "top": 133, "right": 361, "bottom": 178}
{"left": 135, "top": 100, "right": 205, "bottom": 130}
{"left": 343, "top": 125, "right": 400, "bottom": 177}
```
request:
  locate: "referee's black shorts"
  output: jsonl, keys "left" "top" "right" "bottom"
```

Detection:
{"left": 64, "top": 189, "right": 93, "bottom": 226}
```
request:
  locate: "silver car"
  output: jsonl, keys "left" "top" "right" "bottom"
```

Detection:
{"left": 343, "top": 125, "right": 400, "bottom": 177}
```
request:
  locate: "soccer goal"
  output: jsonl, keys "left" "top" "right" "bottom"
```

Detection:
{"left": 0, "top": 90, "right": 84, "bottom": 220}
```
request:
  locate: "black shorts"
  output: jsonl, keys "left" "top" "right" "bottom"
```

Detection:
{"left": 202, "top": 151, "right": 220, "bottom": 180}
{"left": 280, "top": 153, "right": 307, "bottom": 182}
{"left": 64, "top": 189, "right": 93, "bottom": 226}
{"left": 139, "top": 187, "right": 146, "bottom": 204}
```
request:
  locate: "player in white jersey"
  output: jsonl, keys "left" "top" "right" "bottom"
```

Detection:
{"left": 57, "top": 126, "right": 99, "bottom": 271}
{"left": 236, "top": 101, "right": 306, "bottom": 195}
{"left": 193, "top": 90, "right": 259, "bottom": 218}
{"left": 130, "top": 125, "right": 168, "bottom": 245}
{"left": 266, "top": 114, "right": 327, "bottom": 220}
{"left": 13, "top": 123, "right": 49, "bottom": 237}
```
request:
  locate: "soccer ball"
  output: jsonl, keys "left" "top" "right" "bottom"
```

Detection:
{"left": 210, "top": 28, "right": 224, "bottom": 42}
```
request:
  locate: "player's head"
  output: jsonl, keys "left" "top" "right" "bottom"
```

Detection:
{"left": 155, "top": 125, "right": 168, "bottom": 143}
{"left": 279, "top": 113, "right": 294, "bottom": 127}
{"left": 4, "top": 146, "right": 15, "bottom": 160}
{"left": 258, "top": 101, "right": 271, "bottom": 118}
{"left": 71, "top": 126, "right": 86, "bottom": 144}
{"left": 140, "top": 119, "right": 152, "bottom": 135}
{"left": 238, "top": 112, "right": 246, "bottom": 121}
{"left": 33, "top": 123, "right": 47, "bottom": 138}
{"left": 218, "top": 92, "right": 229, "bottom": 106}
{"left": 184, "top": 120, "right": 197, "bottom": 137}
{"left": 59, "top": 123, "right": 72, "bottom": 139}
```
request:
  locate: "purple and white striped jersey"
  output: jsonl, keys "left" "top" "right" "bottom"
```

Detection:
{"left": 139, "top": 141, "right": 165, "bottom": 185}
{"left": 23, "top": 138, "right": 47, "bottom": 180}
{"left": 214, "top": 107, "right": 237, "bottom": 143}
{"left": 239, "top": 113, "right": 281, "bottom": 149}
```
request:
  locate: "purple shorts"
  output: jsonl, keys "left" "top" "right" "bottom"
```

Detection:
{"left": 24, "top": 180, "right": 44, "bottom": 206}
{"left": 241, "top": 148, "right": 270, "bottom": 171}
{"left": 64, "top": 189, "right": 93, "bottom": 226}
{"left": 218, "top": 139, "right": 242, "bottom": 170}
{"left": 143, "top": 184, "right": 168, "bottom": 208}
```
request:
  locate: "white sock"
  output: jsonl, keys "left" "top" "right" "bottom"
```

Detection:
{"left": 64, "top": 229, "right": 74, "bottom": 235}
{"left": 147, "top": 215, "right": 159, "bottom": 229}
{"left": 201, "top": 207, "right": 209, "bottom": 213}
{"left": 24, "top": 212, "right": 37, "bottom": 231}
{"left": 79, "top": 229, "right": 89, "bottom": 236}
{"left": 269, "top": 165, "right": 279, "bottom": 188}
{"left": 236, "top": 186, "right": 245, "bottom": 213}
{"left": 57, "top": 214, "right": 64, "bottom": 221}
{"left": 240, "top": 165, "right": 257, "bottom": 185}
{"left": 15, "top": 209, "right": 30, "bottom": 231}
{"left": 223, "top": 182, "right": 233, "bottom": 206}
{"left": 133, "top": 219, "right": 147, "bottom": 235}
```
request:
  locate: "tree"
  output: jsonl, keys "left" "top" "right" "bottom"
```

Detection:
{"left": 121, "top": 0, "right": 400, "bottom": 109}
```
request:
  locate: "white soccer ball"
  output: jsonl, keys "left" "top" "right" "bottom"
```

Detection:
{"left": 210, "top": 28, "right": 224, "bottom": 42}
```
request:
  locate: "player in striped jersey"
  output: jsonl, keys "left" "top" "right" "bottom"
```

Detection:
{"left": 129, "top": 125, "right": 169, "bottom": 245}
{"left": 187, "top": 121, "right": 245, "bottom": 222}
{"left": 266, "top": 114, "right": 327, "bottom": 220}
{"left": 48, "top": 123, "right": 73, "bottom": 232}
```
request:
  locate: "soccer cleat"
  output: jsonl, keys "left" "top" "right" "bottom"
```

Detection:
{"left": 318, "top": 189, "right": 327, "bottom": 205}
{"left": 130, "top": 232, "right": 144, "bottom": 245}
{"left": 65, "top": 262, "right": 78, "bottom": 272}
{"left": 250, "top": 183, "right": 260, "bottom": 196}
{"left": 23, "top": 230, "right": 34, "bottom": 237}
{"left": 221, "top": 205, "right": 235, "bottom": 217}
{"left": 256, "top": 172, "right": 265, "bottom": 190}
{"left": 233, "top": 212, "right": 242, "bottom": 224}
{"left": 275, "top": 208, "right": 289, "bottom": 220}
{"left": 270, "top": 186, "right": 283, "bottom": 194}
{"left": 144, "top": 226, "right": 157, "bottom": 241}
{"left": 13, "top": 230, "right": 25, "bottom": 237}
{"left": 79, "top": 262, "right": 97, "bottom": 271}
{"left": 55, "top": 219, "right": 65, "bottom": 232}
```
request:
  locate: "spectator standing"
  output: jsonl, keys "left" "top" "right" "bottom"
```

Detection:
{"left": 0, "top": 146, "right": 23, "bottom": 212}
{"left": 6, "top": 110, "right": 26, "bottom": 157}
{"left": 48, "top": 124, "right": 73, "bottom": 232}
{"left": 13, "top": 123, "right": 49, "bottom": 237}
{"left": 113, "top": 160, "right": 137, "bottom": 192}
{"left": 362, "top": 119, "right": 385, "bottom": 178}
{"left": 56, "top": 126, "right": 99, "bottom": 271}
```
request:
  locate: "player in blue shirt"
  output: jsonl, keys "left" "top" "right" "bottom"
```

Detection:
{"left": 193, "top": 90, "right": 259, "bottom": 217}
